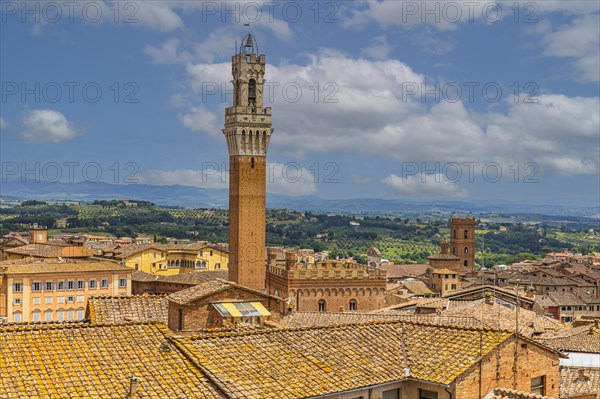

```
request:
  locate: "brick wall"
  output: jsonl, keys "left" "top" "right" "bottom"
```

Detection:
{"left": 452, "top": 336, "right": 560, "bottom": 398}
{"left": 167, "top": 286, "right": 286, "bottom": 331}
{"left": 228, "top": 156, "right": 267, "bottom": 291}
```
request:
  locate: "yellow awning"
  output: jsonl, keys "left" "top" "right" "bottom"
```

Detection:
{"left": 221, "top": 302, "right": 243, "bottom": 317}
{"left": 249, "top": 301, "right": 271, "bottom": 317}
{"left": 212, "top": 301, "right": 271, "bottom": 317}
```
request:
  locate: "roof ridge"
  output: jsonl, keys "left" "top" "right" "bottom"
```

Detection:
{"left": 89, "top": 293, "right": 168, "bottom": 299}
{"left": 0, "top": 320, "right": 161, "bottom": 332}
{"left": 179, "top": 318, "right": 515, "bottom": 341}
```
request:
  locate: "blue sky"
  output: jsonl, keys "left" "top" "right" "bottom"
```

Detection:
{"left": 1, "top": 1, "right": 599, "bottom": 206}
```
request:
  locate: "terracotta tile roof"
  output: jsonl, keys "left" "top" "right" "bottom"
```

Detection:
{"left": 381, "top": 263, "right": 429, "bottom": 279}
{"left": 112, "top": 243, "right": 164, "bottom": 258}
{"left": 160, "top": 270, "right": 229, "bottom": 284}
{"left": 0, "top": 322, "right": 225, "bottom": 398}
{"left": 86, "top": 295, "right": 168, "bottom": 324}
{"left": 0, "top": 258, "right": 132, "bottom": 274}
{"left": 428, "top": 253, "right": 460, "bottom": 261}
{"left": 537, "top": 324, "right": 600, "bottom": 353}
{"left": 280, "top": 312, "right": 486, "bottom": 329}
{"left": 401, "top": 279, "right": 436, "bottom": 296}
{"left": 443, "top": 299, "right": 563, "bottom": 337}
{"left": 430, "top": 267, "right": 460, "bottom": 274}
{"left": 559, "top": 367, "right": 600, "bottom": 399}
{"left": 112, "top": 242, "right": 227, "bottom": 259}
{"left": 167, "top": 279, "right": 282, "bottom": 305}
{"left": 131, "top": 270, "right": 228, "bottom": 284}
{"left": 173, "top": 320, "right": 517, "bottom": 398}
{"left": 444, "top": 285, "right": 536, "bottom": 305}
{"left": 491, "top": 388, "right": 556, "bottom": 399}
{"left": 3, "top": 243, "right": 92, "bottom": 258}
{"left": 131, "top": 270, "right": 160, "bottom": 282}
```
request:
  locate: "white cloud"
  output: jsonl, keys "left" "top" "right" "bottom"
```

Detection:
{"left": 129, "top": 1, "right": 184, "bottom": 31}
{"left": 138, "top": 168, "right": 227, "bottom": 189}
{"left": 484, "top": 94, "right": 600, "bottom": 175}
{"left": 352, "top": 176, "right": 371, "bottom": 185}
{"left": 181, "top": 49, "right": 599, "bottom": 178}
{"left": 144, "top": 38, "right": 190, "bottom": 64}
{"left": 178, "top": 106, "right": 219, "bottom": 135}
{"left": 255, "top": 18, "right": 293, "bottom": 41}
{"left": 362, "top": 35, "right": 391, "bottom": 60}
{"left": 539, "top": 13, "right": 600, "bottom": 82}
{"left": 410, "top": 29, "right": 454, "bottom": 55}
{"left": 20, "top": 109, "right": 76, "bottom": 143}
{"left": 138, "top": 163, "right": 317, "bottom": 196}
{"left": 382, "top": 173, "right": 468, "bottom": 198}
{"left": 363, "top": 1, "right": 500, "bottom": 31}
{"left": 0, "top": 117, "right": 8, "bottom": 129}
{"left": 267, "top": 162, "right": 317, "bottom": 196}
{"left": 192, "top": 29, "right": 242, "bottom": 63}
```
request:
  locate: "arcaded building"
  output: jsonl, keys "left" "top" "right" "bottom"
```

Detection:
{"left": 266, "top": 250, "right": 387, "bottom": 312}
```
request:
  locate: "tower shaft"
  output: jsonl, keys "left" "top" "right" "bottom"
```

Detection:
{"left": 224, "top": 36, "right": 273, "bottom": 290}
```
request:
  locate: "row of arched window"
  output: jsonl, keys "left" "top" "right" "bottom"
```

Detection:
{"left": 317, "top": 299, "right": 357, "bottom": 312}
{"left": 12, "top": 308, "right": 85, "bottom": 323}
{"left": 453, "top": 229, "right": 470, "bottom": 239}
{"left": 451, "top": 246, "right": 471, "bottom": 254}
{"left": 167, "top": 260, "right": 207, "bottom": 269}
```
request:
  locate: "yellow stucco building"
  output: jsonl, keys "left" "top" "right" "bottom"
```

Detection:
{"left": 104, "top": 243, "right": 229, "bottom": 276}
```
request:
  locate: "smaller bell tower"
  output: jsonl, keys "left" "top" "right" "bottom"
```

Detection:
{"left": 224, "top": 34, "right": 273, "bottom": 291}
{"left": 450, "top": 217, "right": 476, "bottom": 272}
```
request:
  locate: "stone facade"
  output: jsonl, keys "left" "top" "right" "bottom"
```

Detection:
{"left": 225, "top": 34, "right": 273, "bottom": 291}
{"left": 266, "top": 250, "right": 387, "bottom": 312}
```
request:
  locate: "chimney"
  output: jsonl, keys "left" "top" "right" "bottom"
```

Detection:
{"left": 285, "top": 251, "right": 296, "bottom": 270}
{"left": 577, "top": 369, "right": 590, "bottom": 382}
{"left": 526, "top": 286, "right": 534, "bottom": 299}
{"left": 267, "top": 247, "right": 278, "bottom": 267}
{"left": 484, "top": 291, "right": 494, "bottom": 305}
{"left": 127, "top": 376, "right": 141, "bottom": 398}
{"left": 441, "top": 242, "right": 449, "bottom": 255}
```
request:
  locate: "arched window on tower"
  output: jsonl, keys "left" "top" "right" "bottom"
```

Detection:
{"left": 464, "top": 246, "right": 469, "bottom": 254}
{"left": 452, "top": 246, "right": 456, "bottom": 254}
{"left": 235, "top": 80, "right": 240, "bottom": 106}
{"left": 453, "top": 230, "right": 457, "bottom": 239}
{"left": 248, "top": 79, "right": 256, "bottom": 107}
{"left": 464, "top": 229, "right": 468, "bottom": 239}
{"left": 349, "top": 299, "right": 357, "bottom": 311}
{"left": 318, "top": 300, "right": 326, "bottom": 312}
{"left": 464, "top": 260, "right": 468, "bottom": 267}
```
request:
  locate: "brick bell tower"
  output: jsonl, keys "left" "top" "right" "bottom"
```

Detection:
{"left": 223, "top": 34, "right": 273, "bottom": 290}
{"left": 450, "top": 217, "right": 476, "bottom": 272}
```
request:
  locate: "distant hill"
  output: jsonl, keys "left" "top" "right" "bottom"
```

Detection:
{"left": 1, "top": 180, "right": 598, "bottom": 217}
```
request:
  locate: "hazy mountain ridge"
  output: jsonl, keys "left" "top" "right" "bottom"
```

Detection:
{"left": 1, "top": 180, "right": 598, "bottom": 217}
